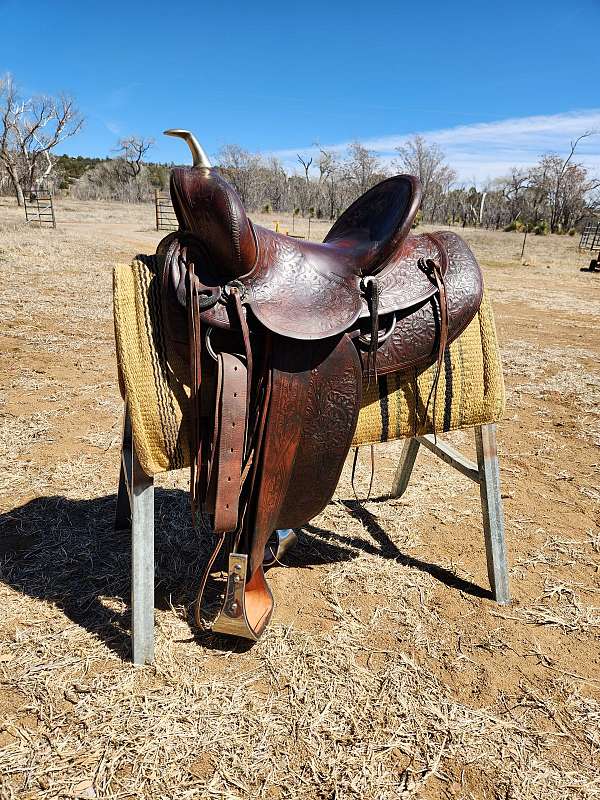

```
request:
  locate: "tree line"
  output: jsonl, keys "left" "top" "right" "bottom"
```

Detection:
{"left": 216, "top": 134, "right": 600, "bottom": 234}
{"left": 1, "top": 73, "right": 598, "bottom": 233}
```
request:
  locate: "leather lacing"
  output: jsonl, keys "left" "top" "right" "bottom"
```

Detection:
{"left": 417, "top": 253, "right": 449, "bottom": 442}
{"left": 352, "top": 244, "right": 450, "bottom": 501}
{"left": 362, "top": 275, "right": 380, "bottom": 385}
{"left": 185, "top": 245, "right": 203, "bottom": 515}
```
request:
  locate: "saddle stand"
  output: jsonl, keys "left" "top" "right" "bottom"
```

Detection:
{"left": 115, "top": 405, "right": 509, "bottom": 665}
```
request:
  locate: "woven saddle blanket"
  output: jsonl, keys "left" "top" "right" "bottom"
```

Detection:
{"left": 113, "top": 255, "right": 505, "bottom": 477}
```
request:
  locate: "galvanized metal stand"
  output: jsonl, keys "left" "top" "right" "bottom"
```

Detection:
{"left": 390, "top": 423, "right": 510, "bottom": 604}
{"left": 116, "top": 409, "right": 509, "bottom": 664}
{"left": 114, "top": 408, "right": 155, "bottom": 665}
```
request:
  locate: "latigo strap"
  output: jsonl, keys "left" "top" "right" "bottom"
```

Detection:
{"left": 210, "top": 351, "right": 247, "bottom": 534}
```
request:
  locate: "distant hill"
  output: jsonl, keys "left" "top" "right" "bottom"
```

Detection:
{"left": 54, "top": 155, "right": 107, "bottom": 189}
{"left": 54, "top": 154, "right": 181, "bottom": 191}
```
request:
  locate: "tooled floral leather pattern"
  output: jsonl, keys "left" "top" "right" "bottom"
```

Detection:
{"left": 196, "top": 226, "right": 363, "bottom": 337}
{"left": 275, "top": 335, "right": 362, "bottom": 528}
{"left": 245, "top": 228, "right": 362, "bottom": 338}
{"left": 248, "top": 335, "right": 361, "bottom": 571}
{"left": 359, "top": 235, "right": 438, "bottom": 317}
{"left": 165, "top": 225, "right": 481, "bottom": 374}
{"left": 370, "top": 231, "right": 483, "bottom": 375}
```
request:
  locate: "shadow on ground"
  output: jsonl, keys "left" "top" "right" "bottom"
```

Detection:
{"left": 0, "top": 490, "right": 490, "bottom": 659}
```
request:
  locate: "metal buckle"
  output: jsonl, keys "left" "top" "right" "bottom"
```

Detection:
{"left": 205, "top": 327, "right": 218, "bottom": 361}
{"left": 360, "top": 275, "right": 377, "bottom": 292}
{"left": 222, "top": 280, "right": 248, "bottom": 302}
{"left": 196, "top": 285, "right": 222, "bottom": 309}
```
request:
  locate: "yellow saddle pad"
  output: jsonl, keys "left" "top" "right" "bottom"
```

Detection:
{"left": 113, "top": 255, "right": 504, "bottom": 477}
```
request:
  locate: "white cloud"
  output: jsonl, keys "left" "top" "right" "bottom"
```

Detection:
{"left": 265, "top": 110, "right": 600, "bottom": 185}
{"left": 104, "top": 120, "right": 121, "bottom": 136}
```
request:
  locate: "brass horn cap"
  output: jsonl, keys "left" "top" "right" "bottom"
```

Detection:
{"left": 164, "top": 129, "right": 212, "bottom": 168}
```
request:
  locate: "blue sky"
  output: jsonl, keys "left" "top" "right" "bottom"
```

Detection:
{"left": 1, "top": 0, "right": 599, "bottom": 183}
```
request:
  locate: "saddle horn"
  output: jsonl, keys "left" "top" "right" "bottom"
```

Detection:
{"left": 165, "top": 129, "right": 257, "bottom": 279}
{"left": 164, "top": 129, "right": 212, "bottom": 168}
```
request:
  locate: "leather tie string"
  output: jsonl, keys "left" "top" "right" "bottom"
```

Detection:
{"left": 351, "top": 444, "right": 376, "bottom": 505}
{"left": 230, "top": 287, "right": 253, "bottom": 429}
{"left": 184, "top": 247, "right": 203, "bottom": 515}
{"left": 362, "top": 276, "right": 380, "bottom": 385}
{"left": 418, "top": 255, "right": 449, "bottom": 440}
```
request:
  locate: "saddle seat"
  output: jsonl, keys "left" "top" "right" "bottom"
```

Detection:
{"left": 169, "top": 167, "right": 422, "bottom": 339}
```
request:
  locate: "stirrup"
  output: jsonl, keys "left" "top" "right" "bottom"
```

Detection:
{"left": 211, "top": 554, "right": 273, "bottom": 641}
{"left": 263, "top": 528, "right": 298, "bottom": 567}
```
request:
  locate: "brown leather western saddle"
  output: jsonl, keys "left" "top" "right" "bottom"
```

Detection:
{"left": 157, "top": 130, "right": 483, "bottom": 640}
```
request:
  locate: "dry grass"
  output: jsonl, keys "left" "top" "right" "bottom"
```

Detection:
{"left": 1, "top": 196, "right": 599, "bottom": 799}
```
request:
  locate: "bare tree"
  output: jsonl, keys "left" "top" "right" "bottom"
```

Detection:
{"left": 70, "top": 159, "right": 154, "bottom": 202}
{"left": 317, "top": 149, "right": 334, "bottom": 183}
{"left": 297, "top": 154, "right": 313, "bottom": 184}
{"left": 544, "top": 133, "right": 598, "bottom": 232}
{"left": 0, "top": 73, "right": 83, "bottom": 205}
{"left": 291, "top": 154, "right": 314, "bottom": 215}
{"left": 261, "top": 156, "right": 288, "bottom": 211}
{"left": 115, "top": 135, "right": 154, "bottom": 179}
{"left": 498, "top": 168, "right": 531, "bottom": 224}
{"left": 393, "top": 135, "right": 455, "bottom": 221}
{"left": 218, "top": 144, "right": 263, "bottom": 206}
{"left": 344, "top": 142, "right": 381, "bottom": 197}
{"left": 318, "top": 148, "right": 341, "bottom": 219}
{"left": 489, "top": 138, "right": 599, "bottom": 234}
{"left": 122, "top": 133, "right": 597, "bottom": 233}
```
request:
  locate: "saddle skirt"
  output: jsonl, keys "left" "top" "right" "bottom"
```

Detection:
{"left": 157, "top": 139, "right": 484, "bottom": 640}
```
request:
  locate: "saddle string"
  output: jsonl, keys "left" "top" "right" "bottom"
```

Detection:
{"left": 194, "top": 531, "right": 227, "bottom": 630}
{"left": 362, "top": 276, "right": 380, "bottom": 385}
{"left": 241, "top": 332, "right": 271, "bottom": 506}
{"left": 236, "top": 338, "right": 273, "bottom": 553}
{"left": 244, "top": 337, "right": 270, "bottom": 467}
{"left": 230, "top": 287, "right": 253, "bottom": 446}
{"left": 418, "top": 254, "right": 449, "bottom": 442}
{"left": 350, "top": 444, "right": 375, "bottom": 505}
{"left": 185, "top": 248, "right": 203, "bottom": 515}
{"left": 204, "top": 341, "right": 224, "bottom": 506}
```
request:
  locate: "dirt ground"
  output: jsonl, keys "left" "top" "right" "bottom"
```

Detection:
{"left": 0, "top": 196, "right": 599, "bottom": 799}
